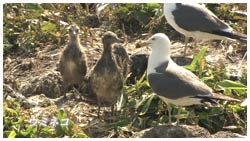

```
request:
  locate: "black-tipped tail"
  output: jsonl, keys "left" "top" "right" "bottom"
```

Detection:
{"left": 213, "top": 30, "right": 247, "bottom": 42}
{"left": 193, "top": 93, "right": 241, "bottom": 107}
{"left": 210, "top": 93, "right": 241, "bottom": 103}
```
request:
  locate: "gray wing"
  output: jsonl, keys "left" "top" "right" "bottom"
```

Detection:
{"left": 148, "top": 63, "right": 212, "bottom": 100}
{"left": 173, "top": 3, "right": 229, "bottom": 32}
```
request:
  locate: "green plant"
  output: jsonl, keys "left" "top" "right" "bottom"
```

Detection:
{"left": 3, "top": 3, "right": 85, "bottom": 55}
{"left": 3, "top": 97, "right": 88, "bottom": 138}
{"left": 117, "top": 46, "right": 246, "bottom": 134}
{"left": 110, "top": 3, "right": 162, "bottom": 34}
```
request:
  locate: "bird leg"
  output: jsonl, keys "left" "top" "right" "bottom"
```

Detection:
{"left": 62, "top": 82, "right": 70, "bottom": 99}
{"left": 193, "top": 39, "right": 198, "bottom": 48}
{"left": 175, "top": 107, "right": 182, "bottom": 125}
{"left": 183, "top": 37, "right": 190, "bottom": 56}
{"left": 167, "top": 104, "right": 172, "bottom": 125}
{"left": 176, "top": 108, "right": 180, "bottom": 124}
{"left": 109, "top": 104, "right": 117, "bottom": 122}
{"left": 111, "top": 104, "right": 115, "bottom": 116}
{"left": 97, "top": 101, "right": 101, "bottom": 118}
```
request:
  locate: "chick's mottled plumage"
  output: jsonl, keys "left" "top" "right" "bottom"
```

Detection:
{"left": 113, "top": 44, "right": 131, "bottom": 79}
{"left": 58, "top": 25, "right": 88, "bottom": 94}
{"left": 89, "top": 31, "right": 123, "bottom": 117}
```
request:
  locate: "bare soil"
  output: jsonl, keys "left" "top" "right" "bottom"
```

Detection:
{"left": 3, "top": 26, "right": 247, "bottom": 137}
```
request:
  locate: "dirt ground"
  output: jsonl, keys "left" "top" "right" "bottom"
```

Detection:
{"left": 3, "top": 25, "right": 247, "bottom": 137}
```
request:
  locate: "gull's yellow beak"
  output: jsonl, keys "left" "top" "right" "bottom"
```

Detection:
{"left": 136, "top": 40, "right": 150, "bottom": 48}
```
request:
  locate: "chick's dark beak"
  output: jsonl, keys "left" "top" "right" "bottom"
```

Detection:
{"left": 116, "top": 37, "right": 124, "bottom": 43}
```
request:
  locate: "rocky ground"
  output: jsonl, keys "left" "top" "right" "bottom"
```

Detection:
{"left": 3, "top": 26, "right": 247, "bottom": 137}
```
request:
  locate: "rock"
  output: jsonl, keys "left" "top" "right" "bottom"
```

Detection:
{"left": 128, "top": 51, "right": 149, "bottom": 84}
{"left": 127, "top": 51, "right": 192, "bottom": 84}
{"left": 20, "top": 70, "right": 63, "bottom": 98}
{"left": 24, "top": 94, "right": 59, "bottom": 119}
{"left": 84, "top": 14, "right": 100, "bottom": 28}
{"left": 211, "top": 131, "right": 245, "bottom": 138}
{"left": 3, "top": 84, "right": 25, "bottom": 102}
{"left": 171, "top": 56, "right": 192, "bottom": 66}
{"left": 84, "top": 119, "right": 110, "bottom": 138}
{"left": 132, "top": 124, "right": 245, "bottom": 138}
{"left": 180, "top": 124, "right": 210, "bottom": 137}
{"left": 3, "top": 84, "right": 29, "bottom": 108}
{"left": 133, "top": 125, "right": 211, "bottom": 138}
{"left": 15, "top": 58, "right": 35, "bottom": 72}
{"left": 26, "top": 94, "right": 55, "bottom": 107}
{"left": 133, "top": 125, "right": 192, "bottom": 138}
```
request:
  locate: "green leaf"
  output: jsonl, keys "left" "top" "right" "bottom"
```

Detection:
{"left": 24, "top": 3, "right": 43, "bottom": 10}
{"left": 126, "top": 99, "right": 137, "bottom": 109}
{"left": 20, "top": 126, "right": 33, "bottom": 137}
{"left": 134, "top": 11, "right": 148, "bottom": 25}
{"left": 136, "top": 94, "right": 151, "bottom": 109}
{"left": 105, "top": 118, "right": 130, "bottom": 128}
{"left": 138, "top": 71, "right": 147, "bottom": 84}
{"left": 40, "top": 3, "right": 56, "bottom": 10}
{"left": 4, "top": 44, "right": 13, "bottom": 52}
{"left": 185, "top": 46, "right": 208, "bottom": 71}
{"left": 228, "top": 105, "right": 242, "bottom": 113}
{"left": 55, "top": 124, "right": 65, "bottom": 137}
{"left": 217, "top": 80, "right": 247, "bottom": 90}
{"left": 72, "top": 132, "right": 88, "bottom": 138}
{"left": 8, "top": 131, "right": 16, "bottom": 138}
{"left": 57, "top": 109, "right": 66, "bottom": 120}
{"left": 117, "top": 92, "right": 127, "bottom": 111}
{"left": 41, "top": 21, "right": 56, "bottom": 32}
{"left": 139, "top": 94, "right": 156, "bottom": 116}
{"left": 5, "top": 107, "right": 18, "bottom": 117}
{"left": 145, "top": 3, "right": 161, "bottom": 9}
{"left": 159, "top": 115, "right": 168, "bottom": 123}
{"left": 50, "top": 32, "right": 61, "bottom": 37}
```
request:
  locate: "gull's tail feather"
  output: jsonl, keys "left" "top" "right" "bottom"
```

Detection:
{"left": 213, "top": 30, "right": 247, "bottom": 42}
{"left": 210, "top": 93, "right": 241, "bottom": 103}
{"left": 194, "top": 93, "right": 241, "bottom": 107}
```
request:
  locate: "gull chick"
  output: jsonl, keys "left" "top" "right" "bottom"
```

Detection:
{"left": 58, "top": 25, "right": 88, "bottom": 97}
{"left": 89, "top": 31, "right": 124, "bottom": 118}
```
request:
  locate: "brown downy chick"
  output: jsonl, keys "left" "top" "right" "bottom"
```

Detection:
{"left": 89, "top": 31, "right": 124, "bottom": 118}
{"left": 58, "top": 25, "right": 88, "bottom": 97}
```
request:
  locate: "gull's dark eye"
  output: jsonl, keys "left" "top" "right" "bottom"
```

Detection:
{"left": 152, "top": 38, "right": 155, "bottom": 41}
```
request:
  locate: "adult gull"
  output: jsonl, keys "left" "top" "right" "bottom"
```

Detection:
{"left": 143, "top": 33, "right": 241, "bottom": 124}
{"left": 164, "top": 3, "right": 247, "bottom": 55}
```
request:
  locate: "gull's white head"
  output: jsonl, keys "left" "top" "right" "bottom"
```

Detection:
{"left": 145, "top": 33, "right": 171, "bottom": 54}
{"left": 145, "top": 33, "right": 172, "bottom": 74}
